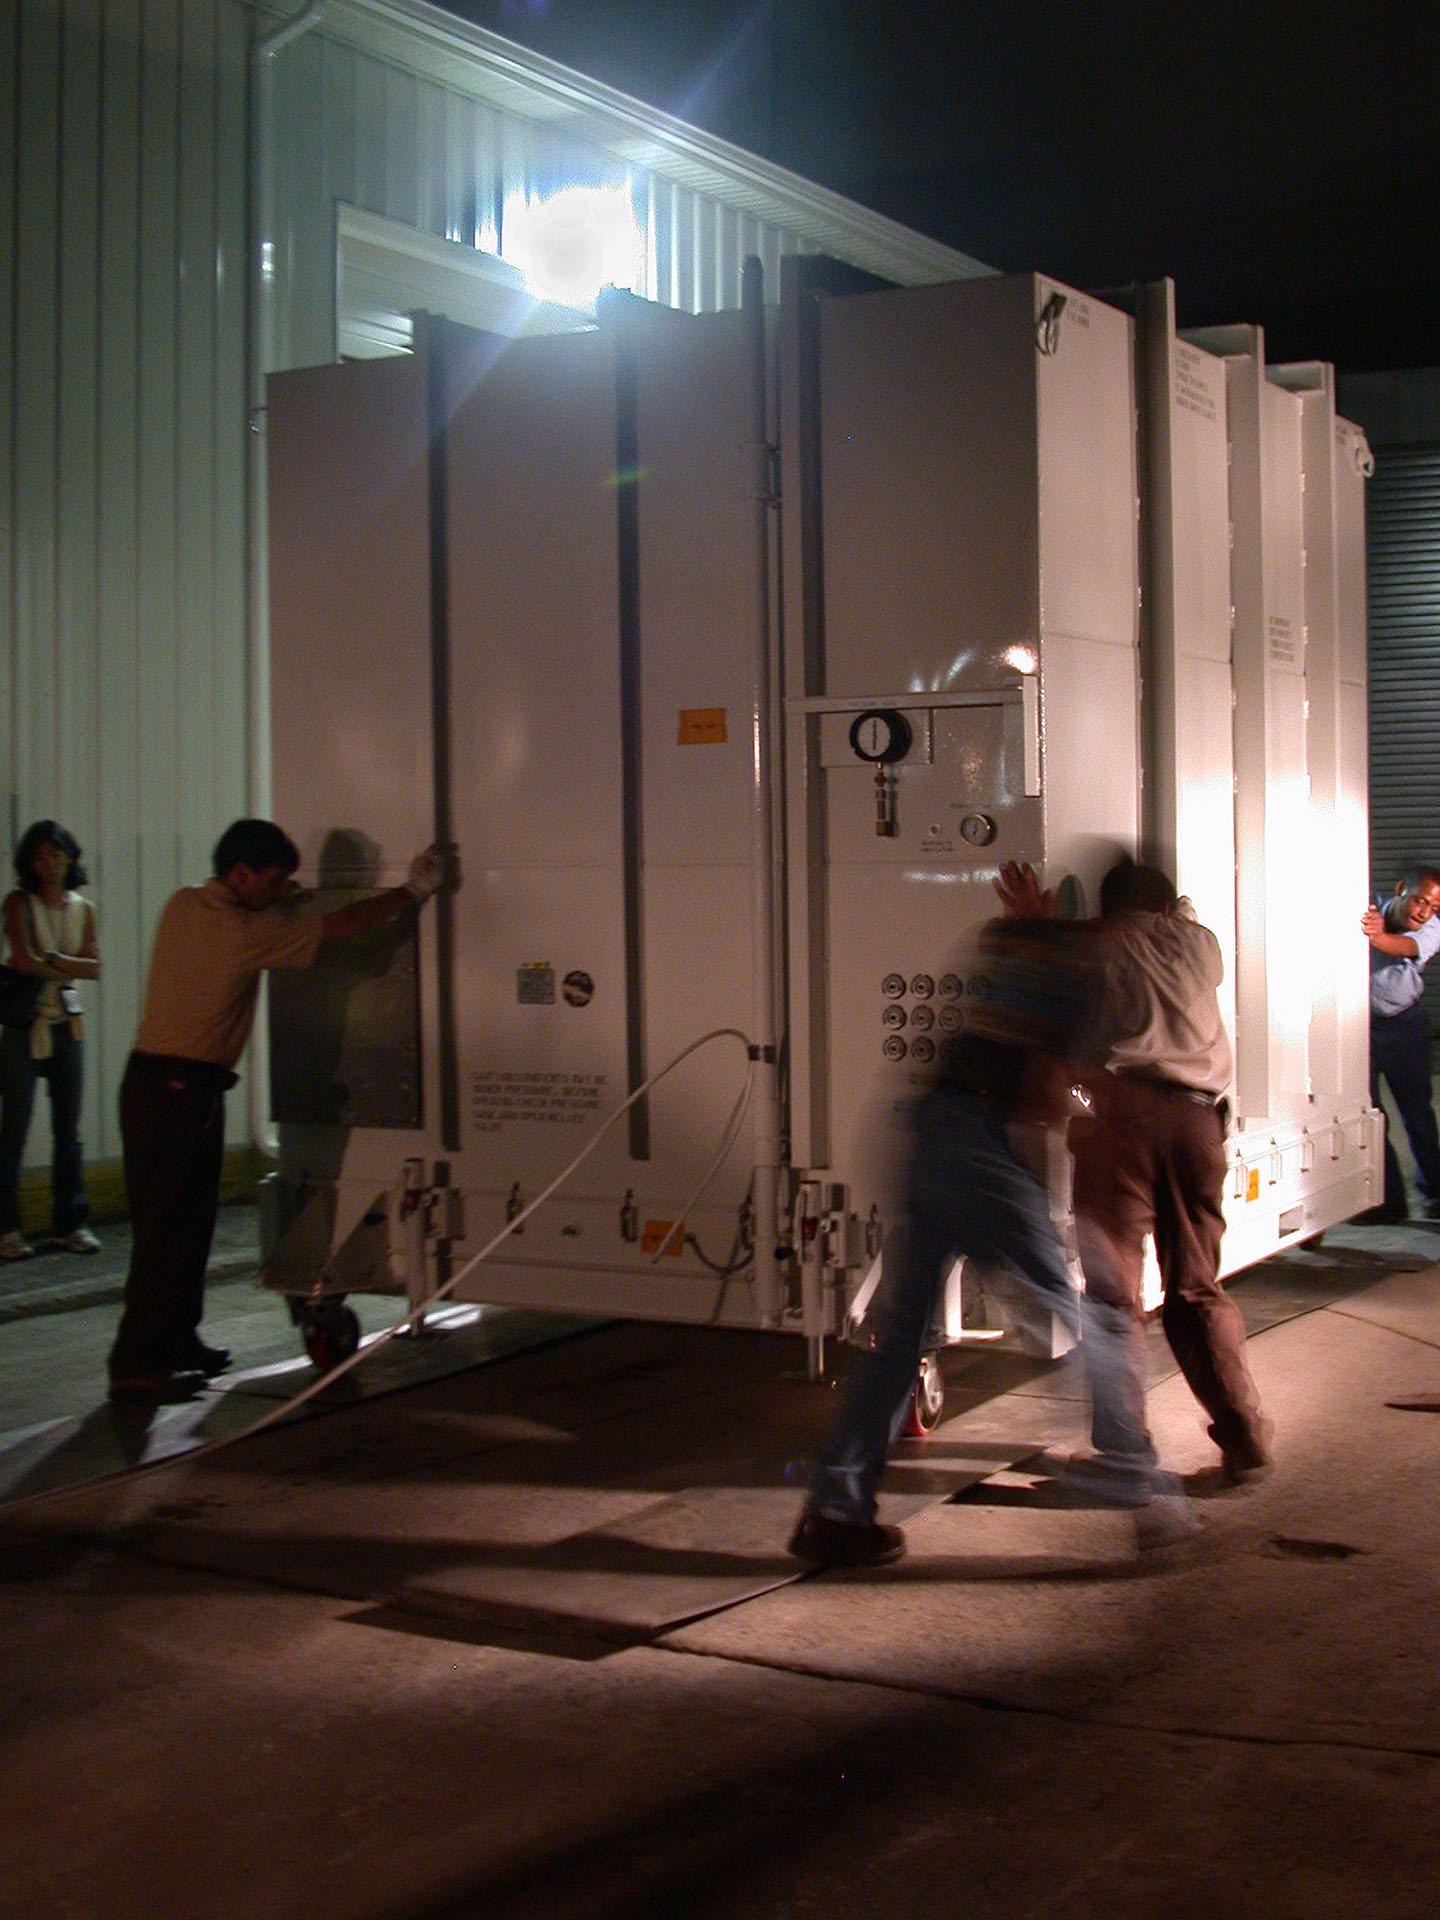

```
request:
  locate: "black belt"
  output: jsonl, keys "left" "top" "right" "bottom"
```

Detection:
{"left": 128, "top": 1050, "right": 239, "bottom": 1093}
{"left": 1122, "top": 1073, "right": 1225, "bottom": 1109}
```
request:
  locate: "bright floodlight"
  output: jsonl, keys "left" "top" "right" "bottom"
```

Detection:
{"left": 504, "top": 185, "right": 643, "bottom": 309}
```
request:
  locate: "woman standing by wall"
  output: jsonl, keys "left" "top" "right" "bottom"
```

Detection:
{"left": 0, "top": 821, "right": 102, "bottom": 1259}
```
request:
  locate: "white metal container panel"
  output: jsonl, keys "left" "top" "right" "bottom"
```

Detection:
{"left": 816, "top": 277, "right": 1040, "bottom": 698}
{"left": 1264, "top": 676, "right": 1312, "bottom": 1114}
{"left": 1332, "top": 416, "right": 1372, "bottom": 1105}
{"left": 1036, "top": 283, "right": 1139, "bottom": 651}
{"left": 633, "top": 305, "right": 767, "bottom": 1220}
{"left": 1335, "top": 421, "right": 1371, "bottom": 689}
{"left": 266, "top": 355, "right": 436, "bottom": 868}
{"left": 634, "top": 307, "right": 758, "bottom": 872}
{"left": 1225, "top": 348, "right": 1313, "bottom": 1125}
{"left": 1286, "top": 374, "right": 1348, "bottom": 1110}
{"left": 454, "top": 863, "right": 632, "bottom": 1200}
{"left": 443, "top": 330, "right": 624, "bottom": 872}
{"left": 1170, "top": 341, "right": 1233, "bottom": 668}
{"left": 1134, "top": 290, "right": 1236, "bottom": 1062}
{"left": 1337, "top": 678, "right": 1372, "bottom": 1104}
{"left": 1038, "top": 633, "right": 1140, "bottom": 906}
{"left": 1173, "top": 652, "right": 1240, "bottom": 1052}
{"left": 1261, "top": 380, "right": 1308, "bottom": 680}
{"left": 1168, "top": 340, "right": 1236, "bottom": 971}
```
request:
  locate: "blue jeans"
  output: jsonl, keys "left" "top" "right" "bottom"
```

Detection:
{"left": 0, "top": 1021, "right": 90, "bottom": 1236}
{"left": 1370, "top": 1002, "right": 1440, "bottom": 1208}
{"left": 810, "top": 1086, "right": 1085, "bottom": 1524}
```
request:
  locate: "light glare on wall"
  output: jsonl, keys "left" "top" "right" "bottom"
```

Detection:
{"left": 503, "top": 185, "right": 643, "bottom": 309}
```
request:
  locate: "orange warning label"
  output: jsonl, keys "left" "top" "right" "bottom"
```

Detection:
{"left": 1246, "top": 1168, "right": 1260, "bottom": 1202}
{"left": 677, "top": 708, "right": 728, "bottom": 745}
{"left": 642, "top": 1218, "right": 686, "bottom": 1256}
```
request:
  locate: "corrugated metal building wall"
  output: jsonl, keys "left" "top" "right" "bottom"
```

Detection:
{"left": 1, "top": 0, "right": 253, "bottom": 1174}
{"left": 1365, "top": 448, "right": 1440, "bottom": 898}
{"left": 2, "top": 0, "right": 981, "bottom": 1188}
{"left": 1338, "top": 367, "right": 1440, "bottom": 1026}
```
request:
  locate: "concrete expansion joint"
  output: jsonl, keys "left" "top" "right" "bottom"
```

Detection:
{"left": 1327, "top": 1302, "right": 1440, "bottom": 1352}
{"left": 659, "top": 1639, "right": 1440, "bottom": 1762}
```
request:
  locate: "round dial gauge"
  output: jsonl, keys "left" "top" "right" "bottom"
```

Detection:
{"left": 959, "top": 812, "right": 997, "bottom": 847}
{"left": 849, "top": 708, "right": 914, "bottom": 765}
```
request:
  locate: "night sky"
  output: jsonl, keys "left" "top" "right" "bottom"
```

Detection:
{"left": 447, "top": 0, "right": 1440, "bottom": 374}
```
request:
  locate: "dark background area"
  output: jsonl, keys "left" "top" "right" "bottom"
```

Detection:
{"left": 448, "top": 0, "right": 1440, "bottom": 374}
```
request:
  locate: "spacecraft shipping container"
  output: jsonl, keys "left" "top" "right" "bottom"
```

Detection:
{"left": 261, "top": 265, "right": 1381, "bottom": 1378}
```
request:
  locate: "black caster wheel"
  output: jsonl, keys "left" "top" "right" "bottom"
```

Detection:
{"left": 902, "top": 1351, "right": 945, "bottom": 1438}
{"left": 300, "top": 1301, "right": 361, "bottom": 1372}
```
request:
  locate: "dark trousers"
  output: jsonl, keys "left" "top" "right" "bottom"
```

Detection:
{"left": 1369, "top": 1001, "right": 1440, "bottom": 1209}
{"left": 0, "top": 1021, "right": 89, "bottom": 1237}
{"left": 1070, "top": 1074, "right": 1265, "bottom": 1462}
{"left": 109, "top": 1052, "right": 229, "bottom": 1376}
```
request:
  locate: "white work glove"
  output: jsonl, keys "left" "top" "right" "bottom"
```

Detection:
{"left": 404, "top": 845, "right": 447, "bottom": 902}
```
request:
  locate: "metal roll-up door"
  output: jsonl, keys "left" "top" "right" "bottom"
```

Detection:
{"left": 1367, "top": 444, "right": 1440, "bottom": 1025}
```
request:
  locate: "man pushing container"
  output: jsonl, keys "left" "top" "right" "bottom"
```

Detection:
{"left": 107, "top": 820, "right": 449, "bottom": 1402}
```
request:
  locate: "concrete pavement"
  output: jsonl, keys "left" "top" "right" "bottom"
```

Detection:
{"left": 1, "top": 1223, "right": 1439, "bottom": 1919}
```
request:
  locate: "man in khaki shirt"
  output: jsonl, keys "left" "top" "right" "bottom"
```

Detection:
{"left": 1069, "top": 859, "right": 1269, "bottom": 1489}
{"left": 108, "top": 819, "right": 446, "bottom": 1399}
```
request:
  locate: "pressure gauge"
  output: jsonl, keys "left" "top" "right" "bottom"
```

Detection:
{"left": 959, "top": 812, "right": 997, "bottom": 847}
{"left": 849, "top": 708, "right": 913, "bottom": 765}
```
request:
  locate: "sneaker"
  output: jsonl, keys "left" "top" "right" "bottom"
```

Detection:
{"left": 52, "top": 1227, "right": 101, "bottom": 1255}
{"left": 1134, "top": 1493, "right": 1204, "bottom": 1550}
{"left": 1207, "top": 1421, "right": 1273, "bottom": 1486}
{"left": 787, "top": 1509, "right": 907, "bottom": 1568}
{"left": 0, "top": 1230, "right": 35, "bottom": 1261}
{"left": 176, "top": 1331, "right": 233, "bottom": 1378}
{"left": 1053, "top": 1451, "right": 1182, "bottom": 1509}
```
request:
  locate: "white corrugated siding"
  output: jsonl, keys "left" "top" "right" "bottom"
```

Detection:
{"left": 2, "top": 0, "right": 252, "bottom": 1169}
{"left": 261, "top": 22, "right": 840, "bottom": 376}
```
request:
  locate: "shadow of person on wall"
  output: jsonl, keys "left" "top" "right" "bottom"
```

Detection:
{"left": 265, "top": 830, "right": 423, "bottom": 1341}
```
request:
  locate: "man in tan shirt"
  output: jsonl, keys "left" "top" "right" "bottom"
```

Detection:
{"left": 1068, "top": 858, "right": 1269, "bottom": 1490}
{"left": 108, "top": 819, "right": 446, "bottom": 1399}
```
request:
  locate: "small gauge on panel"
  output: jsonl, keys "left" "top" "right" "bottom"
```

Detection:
{"left": 959, "top": 812, "right": 997, "bottom": 847}
{"left": 849, "top": 708, "right": 914, "bottom": 765}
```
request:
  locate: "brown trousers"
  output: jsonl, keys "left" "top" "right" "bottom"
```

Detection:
{"left": 1070, "top": 1073, "right": 1265, "bottom": 1460}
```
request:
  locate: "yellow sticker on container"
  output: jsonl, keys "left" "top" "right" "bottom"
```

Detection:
{"left": 642, "top": 1218, "right": 686, "bottom": 1256}
{"left": 1246, "top": 1168, "right": 1260, "bottom": 1202}
{"left": 677, "top": 708, "right": 728, "bottom": 745}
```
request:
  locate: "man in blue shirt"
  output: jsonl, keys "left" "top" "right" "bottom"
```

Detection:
{"left": 1364, "top": 869, "right": 1440, "bottom": 1219}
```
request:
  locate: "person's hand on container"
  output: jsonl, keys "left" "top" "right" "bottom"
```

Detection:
{"left": 405, "top": 845, "right": 450, "bottom": 901}
{"left": 994, "top": 859, "right": 1055, "bottom": 919}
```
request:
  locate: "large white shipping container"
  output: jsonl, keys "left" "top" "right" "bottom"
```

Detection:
{"left": 262, "top": 267, "right": 1381, "bottom": 1370}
